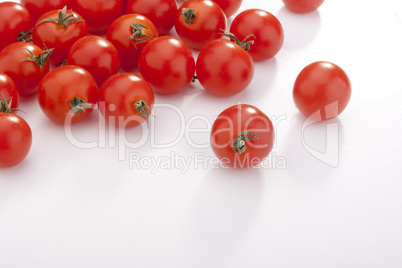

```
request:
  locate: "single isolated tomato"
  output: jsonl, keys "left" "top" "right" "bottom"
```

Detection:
{"left": 70, "top": 0, "right": 124, "bottom": 34}
{"left": 38, "top": 65, "right": 98, "bottom": 124}
{"left": 0, "top": 42, "right": 52, "bottom": 97}
{"left": 0, "top": 97, "right": 32, "bottom": 168}
{"left": 196, "top": 38, "right": 254, "bottom": 97}
{"left": 20, "top": 0, "right": 69, "bottom": 22}
{"left": 32, "top": 6, "right": 89, "bottom": 66}
{"left": 138, "top": 36, "right": 195, "bottom": 95}
{"left": 106, "top": 14, "right": 158, "bottom": 71}
{"left": 98, "top": 73, "right": 155, "bottom": 128}
{"left": 230, "top": 9, "right": 284, "bottom": 61}
{"left": 212, "top": 0, "right": 242, "bottom": 18}
{"left": 283, "top": 0, "right": 324, "bottom": 13}
{"left": 126, "top": 0, "right": 177, "bottom": 35}
{"left": 174, "top": 0, "right": 227, "bottom": 50}
{"left": 293, "top": 61, "right": 351, "bottom": 121}
{"left": 66, "top": 35, "right": 121, "bottom": 88}
{"left": 0, "top": 73, "right": 19, "bottom": 111}
{"left": 0, "top": 2, "right": 33, "bottom": 51}
{"left": 211, "top": 104, "right": 275, "bottom": 168}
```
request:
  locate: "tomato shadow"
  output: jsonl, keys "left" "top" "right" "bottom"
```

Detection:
{"left": 281, "top": 113, "right": 345, "bottom": 183}
{"left": 276, "top": 7, "right": 322, "bottom": 50}
{"left": 180, "top": 167, "right": 263, "bottom": 256}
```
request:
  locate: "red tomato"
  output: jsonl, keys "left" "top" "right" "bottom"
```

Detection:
{"left": 70, "top": 0, "right": 124, "bottom": 34}
{"left": 20, "top": 0, "right": 69, "bottom": 22}
{"left": 230, "top": 9, "right": 284, "bottom": 61}
{"left": 66, "top": 36, "right": 121, "bottom": 88}
{"left": 196, "top": 39, "right": 254, "bottom": 97}
{"left": 174, "top": 0, "right": 227, "bottom": 50}
{"left": 0, "top": 73, "right": 19, "bottom": 112}
{"left": 126, "top": 0, "right": 177, "bottom": 35}
{"left": 211, "top": 104, "right": 275, "bottom": 168}
{"left": 212, "top": 0, "right": 242, "bottom": 18}
{"left": 283, "top": 0, "right": 324, "bottom": 13}
{"left": 0, "top": 112, "right": 32, "bottom": 168}
{"left": 38, "top": 65, "right": 98, "bottom": 125}
{"left": 32, "top": 6, "right": 89, "bottom": 66}
{"left": 0, "top": 2, "right": 33, "bottom": 51}
{"left": 138, "top": 36, "right": 195, "bottom": 95}
{"left": 0, "top": 42, "right": 52, "bottom": 97}
{"left": 98, "top": 73, "right": 155, "bottom": 128}
{"left": 293, "top": 61, "right": 351, "bottom": 121}
{"left": 106, "top": 14, "right": 158, "bottom": 71}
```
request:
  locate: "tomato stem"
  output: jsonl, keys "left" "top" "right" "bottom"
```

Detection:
{"left": 36, "top": 6, "right": 85, "bottom": 28}
{"left": 220, "top": 29, "right": 255, "bottom": 51}
{"left": 232, "top": 130, "right": 258, "bottom": 155}
{"left": 182, "top": 8, "right": 196, "bottom": 24}
{"left": 134, "top": 100, "right": 151, "bottom": 126}
{"left": 130, "top": 23, "right": 154, "bottom": 48}
{"left": 17, "top": 28, "right": 33, "bottom": 42}
{"left": 20, "top": 46, "right": 54, "bottom": 67}
{"left": 68, "top": 97, "right": 92, "bottom": 116}
{"left": 0, "top": 93, "right": 22, "bottom": 114}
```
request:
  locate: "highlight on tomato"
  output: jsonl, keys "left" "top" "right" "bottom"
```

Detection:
{"left": 293, "top": 61, "right": 351, "bottom": 121}
{"left": 211, "top": 104, "right": 275, "bottom": 168}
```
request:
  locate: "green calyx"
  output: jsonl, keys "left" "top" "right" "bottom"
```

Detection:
{"left": 68, "top": 97, "right": 92, "bottom": 116}
{"left": 232, "top": 130, "right": 258, "bottom": 155}
{"left": 182, "top": 8, "right": 196, "bottom": 24}
{"left": 20, "top": 46, "right": 54, "bottom": 67}
{"left": 0, "top": 93, "right": 20, "bottom": 114}
{"left": 17, "top": 28, "right": 33, "bottom": 42}
{"left": 220, "top": 29, "right": 255, "bottom": 51}
{"left": 134, "top": 100, "right": 151, "bottom": 126}
{"left": 130, "top": 22, "right": 153, "bottom": 48}
{"left": 36, "top": 6, "right": 84, "bottom": 28}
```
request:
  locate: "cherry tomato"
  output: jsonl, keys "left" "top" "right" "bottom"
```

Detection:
{"left": 211, "top": 104, "right": 275, "bottom": 168}
{"left": 32, "top": 6, "right": 89, "bottom": 66}
{"left": 0, "top": 2, "right": 33, "bottom": 51}
{"left": 174, "top": 0, "right": 227, "bottom": 50}
{"left": 20, "top": 0, "right": 69, "bottom": 23}
{"left": 212, "top": 0, "right": 242, "bottom": 18}
{"left": 283, "top": 0, "right": 324, "bottom": 13}
{"left": 230, "top": 9, "right": 284, "bottom": 61}
{"left": 0, "top": 42, "right": 52, "bottom": 97}
{"left": 38, "top": 65, "right": 98, "bottom": 125}
{"left": 126, "top": 0, "right": 177, "bottom": 35}
{"left": 0, "top": 112, "right": 32, "bottom": 168}
{"left": 138, "top": 36, "right": 195, "bottom": 95}
{"left": 293, "top": 61, "right": 351, "bottom": 121}
{"left": 106, "top": 14, "right": 158, "bottom": 71}
{"left": 98, "top": 73, "right": 155, "bottom": 128}
{"left": 196, "top": 39, "right": 254, "bottom": 97}
{"left": 70, "top": 0, "right": 124, "bottom": 34}
{"left": 66, "top": 36, "right": 121, "bottom": 88}
{"left": 0, "top": 73, "right": 19, "bottom": 112}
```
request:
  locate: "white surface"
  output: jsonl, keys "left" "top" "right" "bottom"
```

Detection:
{"left": 1, "top": 0, "right": 402, "bottom": 267}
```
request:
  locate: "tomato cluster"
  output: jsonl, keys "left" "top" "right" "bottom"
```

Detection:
{"left": 0, "top": 0, "right": 351, "bottom": 169}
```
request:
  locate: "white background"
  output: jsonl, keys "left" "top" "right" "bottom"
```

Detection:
{"left": 1, "top": 0, "right": 402, "bottom": 267}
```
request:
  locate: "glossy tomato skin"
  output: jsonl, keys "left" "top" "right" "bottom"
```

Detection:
{"left": 20, "top": 0, "right": 69, "bottom": 22}
{"left": 66, "top": 36, "right": 121, "bottom": 88}
{"left": 0, "top": 42, "right": 50, "bottom": 97}
{"left": 211, "top": 104, "right": 274, "bottom": 168}
{"left": 138, "top": 36, "right": 195, "bottom": 95}
{"left": 106, "top": 14, "right": 158, "bottom": 71}
{"left": 98, "top": 73, "right": 155, "bottom": 128}
{"left": 0, "top": 2, "right": 33, "bottom": 51}
{"left": 70, "top": 0, "right": 124, "bottom": 34}
{"left": 126, "top": 0, "right": 177, "bottom": 35}
{"left": 283, "top": 0, "right": 324, "bottom": 13}
{"left": 212, "top": 0, "right": 242, "bottom": 18}
{"left": 230, "top": 9, "right": 284, "bottom": 61}
{"left": 32, "top": 9, "right": 89, "bottom": 66}
{"left": 196, "top": 39, "right": 254, "bottom": 97}
{"left": 174, "top": 0, "right": 227, "bottom": 50}
{"left": 293, "top": 61, "right": 351, "bottom": 121}
{"left": 0, "top": 113, "right": 32, "bottom": 168}
{"left": 0, "top": 73, "right": 19, "bottom": 111}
